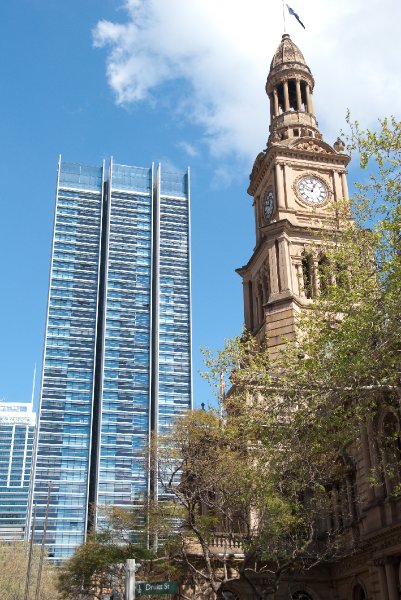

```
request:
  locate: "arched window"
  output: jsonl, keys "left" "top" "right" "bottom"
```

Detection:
{"left": 302, "top": 253, "right": 314, "bottom": 299}
{"left": 288, "top": 79, "right": 297, "bottom": 111}
{"left": 353, "top": 583, "right": 367, "bottom": 600}
{"left": 300, "top": 80, "right": 308, "bottom": 111}
{"left": 277, "top": 83, "right": 285, "bottom": 114}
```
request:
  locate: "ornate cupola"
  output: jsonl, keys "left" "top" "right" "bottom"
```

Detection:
{"left": 266, "top": 34, "right": 321, "bottom": 145}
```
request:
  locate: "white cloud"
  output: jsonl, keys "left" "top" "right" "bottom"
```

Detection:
{"left": 93, "top": 0, "right": 401, "bottom": 162}
{"left": 177, "top": 141, "right": 199, "bottom": 158}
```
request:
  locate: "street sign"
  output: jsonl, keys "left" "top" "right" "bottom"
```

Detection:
{"left": 135, "top": 581, "right": 179, "bottom": 596}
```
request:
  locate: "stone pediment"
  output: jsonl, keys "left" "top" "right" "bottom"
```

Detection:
{"left": 290, "top": 138, "right": 337, "bottom": 155}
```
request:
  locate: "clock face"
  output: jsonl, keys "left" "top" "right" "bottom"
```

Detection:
{"left": 296, "top": 176, "right": 329, "bottom": 205}
{"left": 263, "top": 191, "right": 274, "bottom": 221}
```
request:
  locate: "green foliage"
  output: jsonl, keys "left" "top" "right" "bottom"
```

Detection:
{"left": 58, "top": 535, "right": 130, "bottom": 600}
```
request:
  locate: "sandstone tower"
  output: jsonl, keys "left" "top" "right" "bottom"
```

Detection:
{"left": 237, "top": 34, "right": 350, "bottom": 355}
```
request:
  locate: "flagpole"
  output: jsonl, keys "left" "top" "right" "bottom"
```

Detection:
{"left": 282, "top": 0, "right": 287, "bottom": 33}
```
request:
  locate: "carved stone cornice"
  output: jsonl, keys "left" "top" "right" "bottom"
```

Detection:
{"left": 248, "top": 142, "right": 350, "bottom": 197}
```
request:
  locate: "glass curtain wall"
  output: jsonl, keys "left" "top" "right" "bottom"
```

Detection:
{"left": 157, "top": 168, "right": 192, "bottom": 438}
{"left": 31, "top": 159, "right": 192, "bottom": 561}
{"left": 32, "top": 162, "right": 104, "bottom": 560}
{"left": 97, "top": 164, "right": 153, "bottom": 510}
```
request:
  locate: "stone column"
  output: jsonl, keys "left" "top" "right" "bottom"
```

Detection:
{"left": 269, "top": 94, "right": 274, "bottom": 120}
{"left": 269, "top": 246, "right": 280, "bottom": 296}
{"left": 341, "top": 172, "right": 349, "bottom": 200}
{"left": 283, "top": 80, "right": 290, "bottom": 112}
{"left": 273, "top": 88, "right": 279, "bottom": 116}
{"left": 254, "top": 197, "right": 261, "bottom": 243}
{"left": 295, "top": 79, "right": 302, "bottom": 111}
{"left": 333, "top": 171, "right": 343, "bottom": 202}
{"left": 377, "top": 563, "right": 390, "bottom": 600}
{"left": 278, "top": 237, "right": 291, "bottom": 292}
{"left": 306, "top": 85, "right": 314, "bottom": 114}
{"left": 295, "top": 262, "right": 304, "bottom": 297}
{"left": 275, "top": 163, "right": 284, "bottom": 208}
{"left": 384, "top": 560, "right": 399, "bottom": 600}
{"left": 243, "top": 280, "right": 251, "bottom": 330}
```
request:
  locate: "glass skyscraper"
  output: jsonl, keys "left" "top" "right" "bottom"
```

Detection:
{"left": 31, "top": 159, "right": 192, "bottom": 561}
{"left": 0, "top": 402, "right": 36, "bottom": 541}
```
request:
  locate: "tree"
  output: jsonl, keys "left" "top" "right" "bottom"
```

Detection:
{"left": 0, "top": 541, "right": 60, "bottom": 600}
{"left": 57, "top": 508, "right": 179, "bottom": 600}
{"left": 156, "top": 117, "right": 401, "bottom": 599}
{"left": 57, "top": 533, "right": 130, "bottom": 600}
{"left": 157, "top": 403, "right": 352, "bottom": 599}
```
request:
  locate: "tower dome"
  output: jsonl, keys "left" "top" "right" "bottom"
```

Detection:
{"left": 266, "top": 34, "right": 320, "bottom": 145}
{"left": 270, "top": 33, "right": 308, "bottom": 71}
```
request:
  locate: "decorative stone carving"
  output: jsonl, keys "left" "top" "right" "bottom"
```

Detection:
{"left": 334, "top": 137, "right": 346, "bottom": 152}
{"left": 296, "top": 140, "right": 331, "bottom": 154}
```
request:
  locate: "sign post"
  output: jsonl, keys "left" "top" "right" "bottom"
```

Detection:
{"left": 135, "top": 581, "right": 179, "bottom": 596}
{"left": 125, "top": 559, "right": 136, "bottom": 600}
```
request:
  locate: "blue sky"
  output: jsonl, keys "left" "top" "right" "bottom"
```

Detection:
{"left": 1, "top": 0, "right": 401, "bottom": 410}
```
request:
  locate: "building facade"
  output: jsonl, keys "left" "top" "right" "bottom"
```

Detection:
{"left": 31, "top": 159, "right": 192, "bottom": 561}
{"left": 0, "top": 402, "right": 35, "bottom": 541}
{"left": 236, "top": 34, "right": 401, "bottom": 600}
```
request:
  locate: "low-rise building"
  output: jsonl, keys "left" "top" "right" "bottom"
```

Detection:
{"left": 0, "top": 401, "right": 36, "bottom": 541}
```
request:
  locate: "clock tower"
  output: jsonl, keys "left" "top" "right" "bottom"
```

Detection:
{"left": 237, "top": 34, "right": 351, "bottom": 356}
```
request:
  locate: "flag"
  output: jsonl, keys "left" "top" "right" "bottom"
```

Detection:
{"left": 286, "top": 4, "right": 305, "bottom": 29}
